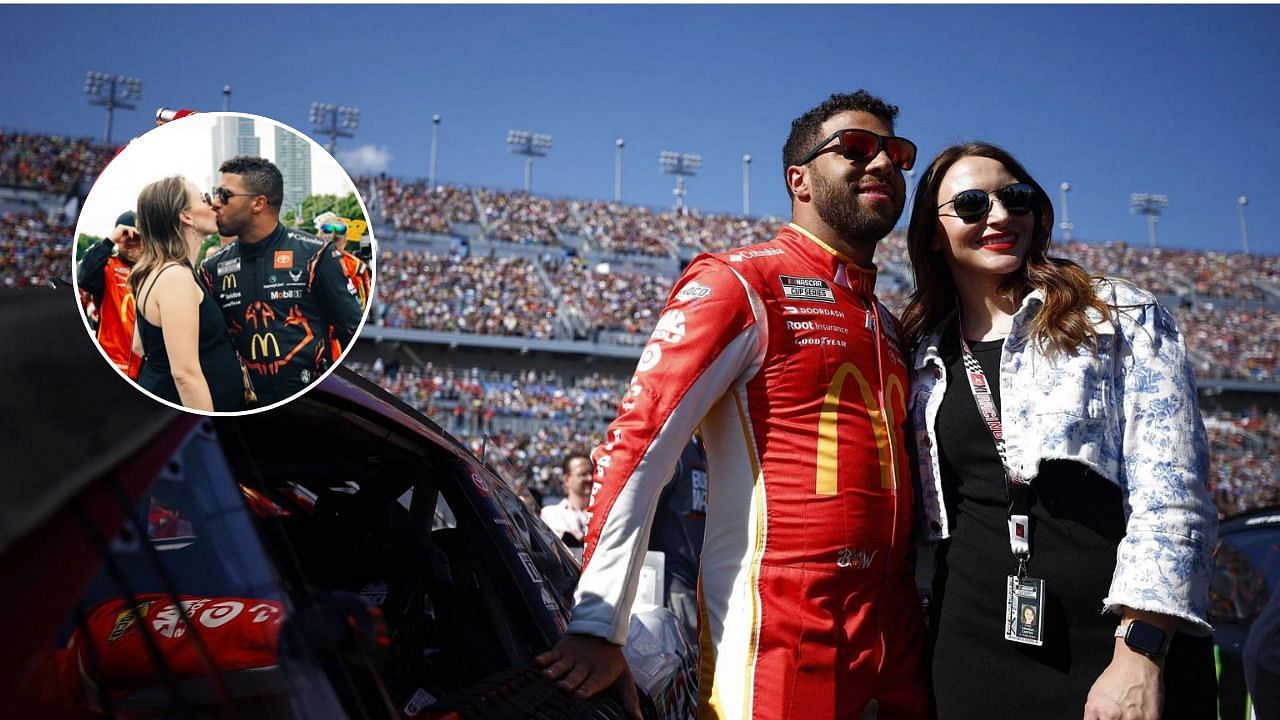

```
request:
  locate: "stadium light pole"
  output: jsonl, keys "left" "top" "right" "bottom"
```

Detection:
{"left": 742, "top": 154, "right": 752, "bottom": 216}
{"left": 1238, "top": 196, "right": 1249, "bottom": 255}
{"left": 1130, "top": 193, "right": 1168, "bottom": 248}
{"left": 507, "top": 130, "right": 552, "bottom": 193}
{"left": 222, "top": 85, "right": 231, "bottom": 111}
{"left": 903, "top": 168, "right": 916, "bottom": 224}
{"left": 615, "top": 138, "right": 625, "bottom": 202}
{"left": 429, "top": 114, "right": 441, "bottom": 188}
{"left": 1059, "top": 182, "right": 1074, "bottom": 242}
{"left": 660, "top": 151, "right": 701, "bottom": 213}
{"left": 309, "top": 102, "right": 360, "bottom": 154}
{"left": 83, "top": 71, "right": 142, "bottom": 145}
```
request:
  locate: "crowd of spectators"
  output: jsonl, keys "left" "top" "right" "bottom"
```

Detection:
{"left": 687, "top": 211, "right": 785, "bottom": 254}
{"left": 547, "top": 256, "right": 674, "bottom": 341}
{"left": 372, "top": 247, "right": 1276, "bottom": 383}
{"left": 0, "top": 131, "right": 112, "bottom": 194}
{"left": 1049, "top": 240, "right": 1280, "bottom": 301}
{"left": 476, "top": 189, "right": 577, "bottom": 246}
{"left": 476, "top": 425, "right": 607, "bottom": 502}
{"left": 366, "top": 177, "right": 478, "bottom": 234}
{"left": 348, "top": 359, "right": 621, "bottom": 498}
{"left": 349, "top": 173, "right": 1280, "bottom": 306}
{"left": 350, "top": 359, "right": 624, "bottom": 425}
{"left": 362, "top": 178, "right": 791, "bottom": 257}
{"left": 0, "top": 212, "right": 73, "bottom": 288}
{"left": 574, "top": 201, "right": 788, "bottom": 257}
{"left": 373, "top": 249, "right": 560, "bottom": 337}
{"left": 576, "top": 200, "right": 680, "bottom": 257}
{"left": 1183, "top": 303, "right": 1280, "bottom": 383}
{"left": 1204, "top": 408, "right": 1280, "bottom": 518}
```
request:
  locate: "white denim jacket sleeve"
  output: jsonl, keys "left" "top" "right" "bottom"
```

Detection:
{"left": 1097, "top": 280, "right": 1216, "bottom": 635}
{"left": 911, "top": 279, "right": 1216, "bottom": 635}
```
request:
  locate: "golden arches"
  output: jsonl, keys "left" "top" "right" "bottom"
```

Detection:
{"left": 119, "top": 291, "right": 136, "bottom": 322}
{"left": 815, "top": 363, "right": 906, "bottom": 495}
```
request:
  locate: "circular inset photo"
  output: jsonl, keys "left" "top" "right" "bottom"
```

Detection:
{"left": 72, "top": 111, "right": 376, "bottom": 415}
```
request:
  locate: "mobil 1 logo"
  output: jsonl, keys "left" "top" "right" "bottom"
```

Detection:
{"left": 779, "top": 275, "right": 836, "bottom": 304}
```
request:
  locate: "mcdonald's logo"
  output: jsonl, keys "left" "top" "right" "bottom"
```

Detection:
{"left": 249, "top": 332, "right": 281, "bottom": 360}
{"left": 222, "top": 274, "right": 238, "bottom": 291}
{"left": 120, "top": 292, "right": 136, "bottom": 321}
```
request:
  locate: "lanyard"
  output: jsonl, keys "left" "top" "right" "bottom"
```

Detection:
{"left": 956, "top": 316, "right": 1032, "bottom": 572}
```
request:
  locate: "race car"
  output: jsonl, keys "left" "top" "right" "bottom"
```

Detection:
{"left": 2, "top": 286, "right": 692, "bottom": 719}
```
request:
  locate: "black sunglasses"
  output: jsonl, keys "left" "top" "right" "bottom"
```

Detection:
{"left": 938, "top": 183, "right": 1037, "bottom": 222}
{"left": 210, "top": 186, "right": 260, "bottom": 204}
{"left": 797, "top": 128, "right": 917, "bottom": 171}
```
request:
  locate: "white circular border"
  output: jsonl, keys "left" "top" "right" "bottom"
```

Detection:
{"left": 70, "top": 111, "right": 378, "bottom": 418}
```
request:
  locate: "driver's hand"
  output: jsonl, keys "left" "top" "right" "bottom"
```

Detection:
{"left": 535, "top": 633, "right": 641, "bottom": 719}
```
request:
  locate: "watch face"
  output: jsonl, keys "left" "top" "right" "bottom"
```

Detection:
{"left": 1126, "top": 621, "right": 1168, "bottom": 655}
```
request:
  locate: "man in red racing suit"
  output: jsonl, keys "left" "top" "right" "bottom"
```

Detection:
{"left": 538, "top": 91, "right": 927, "bottom": 719}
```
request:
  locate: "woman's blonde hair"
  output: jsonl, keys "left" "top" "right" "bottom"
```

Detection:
{"left": 128, "top": 176, "right": 192, "bottom": 299}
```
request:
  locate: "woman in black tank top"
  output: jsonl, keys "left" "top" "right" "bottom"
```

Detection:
{"left": 128, "top": 176, "right": 246, "bottom": 412}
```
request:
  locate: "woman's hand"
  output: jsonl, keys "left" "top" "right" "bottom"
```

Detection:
{"left": 1083, "top": 640, "right": 1162, "bottom": 720}
{"left": 1084, "top": 608, "right": 1176, "bottom": 720}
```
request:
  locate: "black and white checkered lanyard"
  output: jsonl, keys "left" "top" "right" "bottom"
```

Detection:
{"left": 956, "top": 314, "right": 1032, "bottom": 576}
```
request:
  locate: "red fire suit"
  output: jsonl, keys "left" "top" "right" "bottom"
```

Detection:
{"left": 572, "top": 224, "right": 926, "bottom": 719}
{"left": 76, "top": 239, "right": 141, "bottom": 379}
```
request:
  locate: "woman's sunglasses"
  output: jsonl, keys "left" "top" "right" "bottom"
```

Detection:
{"left": 938, "top": 183, "right": 1037, "bottom": 222}
{"left": 797, "top": 128, "right": 917, "bottom": 171}
{"left": 320, "top": 223, "right": 348, "bottom": 235}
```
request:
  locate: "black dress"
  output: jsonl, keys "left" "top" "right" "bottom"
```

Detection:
{"left": 927, "top": 325, "right": 1215, "bottom": 720}
{"left": 136, "top": 264, "right": 246, "bottom": 412}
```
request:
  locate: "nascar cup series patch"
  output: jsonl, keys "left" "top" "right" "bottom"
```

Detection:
{"left": 778, "top": 275, "right": 836, "bottom": 303}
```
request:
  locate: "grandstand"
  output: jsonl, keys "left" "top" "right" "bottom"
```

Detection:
{"left": 4, "top": 129, "right": 1276, "bottom": 516}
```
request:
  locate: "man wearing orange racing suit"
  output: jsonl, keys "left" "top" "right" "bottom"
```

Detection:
{"left": 77, "top": 211, "right": 144, "bottom": 379}
{"left": 537, "top": 91, "right": 927, "bottom": 720}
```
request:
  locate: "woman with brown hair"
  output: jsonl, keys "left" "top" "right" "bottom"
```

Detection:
{"left": 129, "top": 176, "right": 246, "bottom": 412}
{"left": 903, "top": 142, "right": 1217, "bottom": 719}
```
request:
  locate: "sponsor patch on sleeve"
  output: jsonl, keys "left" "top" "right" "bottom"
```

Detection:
{"left": 651, "top": 309, "right": 686, "bottom": 343}
{"left": 675, "top": 280, "right": 713, "bottom": 302}
{"left": 779, "top": 275, "right": 836, "bottom": 303}
{"left": 273, "top": 250, "right": 294, "bottom": 269}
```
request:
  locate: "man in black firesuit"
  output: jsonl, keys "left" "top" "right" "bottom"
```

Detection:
{"left": 201, "top": 156, "right": 364, "bottom": 407}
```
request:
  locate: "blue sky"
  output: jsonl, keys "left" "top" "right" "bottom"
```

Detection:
{"left": 6, "top": 4, "right": 1279, "bottom": 254}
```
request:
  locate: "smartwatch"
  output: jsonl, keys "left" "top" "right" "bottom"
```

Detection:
{"left": 1115, "top": 620, "right": 1170, "bottom": 658}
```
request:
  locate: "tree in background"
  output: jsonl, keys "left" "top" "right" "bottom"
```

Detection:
{"left": 75, "top": 233, "right": 101, "bottom": 261}
{"left": 198, "top": 234, "right": 221, "bottom": 262}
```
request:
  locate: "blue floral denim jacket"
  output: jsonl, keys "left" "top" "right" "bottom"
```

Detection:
{"left": 910, "top": 279, "right": 1216, "bottom": 634}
